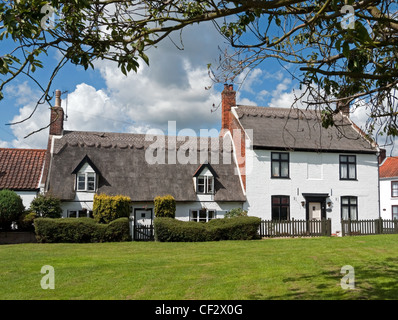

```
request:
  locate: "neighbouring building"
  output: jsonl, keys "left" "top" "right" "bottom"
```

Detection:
{"left": 379, "top": 156, "right": 398, "bottom": 220}
{"left": 0, "top": 147, "right": 46, "bottom": 208}
{"left": 220, "top": 84, "right": 381, "bottom": 235}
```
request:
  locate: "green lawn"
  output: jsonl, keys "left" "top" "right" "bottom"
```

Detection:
{"left": 1, "top": 235, "right": 398, "bottom": 300}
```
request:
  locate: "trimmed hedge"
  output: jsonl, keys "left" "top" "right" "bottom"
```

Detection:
{"left": 34, "top": 217, "right": 131, "bottom": 243}
{"left": 93, "top": 194, "right": 131, "bottom": 224}
{"left": 154, "top": 216, "right": 261, "bottom": 242}
{"left": 154, "top": 195, "right": 176, "bottom": 218}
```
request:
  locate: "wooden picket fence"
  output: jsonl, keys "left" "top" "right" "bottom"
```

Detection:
{"left": 259, "top": 219, "right": 331, "bottom": 238}
{"left": 341, "top": 218, "right": 398, "bottom": 236}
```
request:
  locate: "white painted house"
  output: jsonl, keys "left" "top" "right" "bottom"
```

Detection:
{"left": 379, "top": 156, "right": 398, "bottom": 220}
{"left": 220, "top": 84, "right": 381, "bottom": 235}
{"left": 42, "top": 91, "right": 246, "bottom": 230}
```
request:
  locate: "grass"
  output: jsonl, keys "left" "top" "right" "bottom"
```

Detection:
{"left": 1, "top": 235, "right": 398, "bottom": 300}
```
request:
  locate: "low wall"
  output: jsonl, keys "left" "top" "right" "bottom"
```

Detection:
{"left": 0, "top": 232, "right": 37, "bottom": 244}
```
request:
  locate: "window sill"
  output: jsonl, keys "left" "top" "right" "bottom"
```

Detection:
{"left": 270, "top": 176, "right": 290, "bottom": 179}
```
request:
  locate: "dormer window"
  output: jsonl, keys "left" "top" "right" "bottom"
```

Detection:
{"left": 193, "top": 162, "right": 217, "bottom": 195}
{"left": 197, "top": 175, "right": 214, "bottom": 194}
{"left": 72, "top": 155, "right": 100, "bottom": 193}
{"left": 77, "top": 172, "right": 96, "bottom": 191}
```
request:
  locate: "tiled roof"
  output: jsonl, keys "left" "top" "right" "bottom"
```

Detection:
{"left": 235, "top": 106, "right": 377, "bottom": 153}
{"left": 0, "top": 148, "right": 46, "bottom": 190}
{"left": 380, "top": 157, "right": 398, "bottom": 178}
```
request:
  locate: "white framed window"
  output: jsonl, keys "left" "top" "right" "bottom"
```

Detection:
{"left": 196, "top": 176, "right": 214, "bottom": 194}
{"left": 190, "top": 209, "right": 216, "bottom": 222}
{"left": 67, "top": 210, "right": 93, "bottom": 218}
{"left": 76, "top": 172, "right": 96, "bottom": 192}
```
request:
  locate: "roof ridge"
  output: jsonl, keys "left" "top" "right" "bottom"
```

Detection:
{"left": 0, "top": 148, "right": 46, "bottom": 152}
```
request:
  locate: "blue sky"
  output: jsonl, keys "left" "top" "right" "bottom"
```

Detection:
{"left": 0, "top": 17, "right": 379, "bottom": 153}
{"left": 0, "top": 21, "right": 300, "bottom": 150}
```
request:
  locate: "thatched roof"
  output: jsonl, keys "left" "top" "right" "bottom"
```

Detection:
{"left": 235, "top": 106, "right": 377, "bottom": 153}
{"left": 46, "top": 130, "right": 245, "bottom": 202}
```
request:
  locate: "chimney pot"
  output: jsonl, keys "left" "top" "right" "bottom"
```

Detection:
{"left": 55, "top": 89, "right": 61, "bottom": 107}
{"left": 50, "top": 89, "right": 64, "bottom": 136}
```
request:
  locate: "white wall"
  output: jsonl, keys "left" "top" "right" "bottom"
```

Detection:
{"left": 245, "top": 149, "right": 380, "bottom": 234}
{"left": 15, "top": 190, "right": 39, "bottom": 209}
{"left": 60, "top": 193, "right": 243, "bottom": 221}
{"left": 380, "top": 178, "right": 398, "bottom": 219}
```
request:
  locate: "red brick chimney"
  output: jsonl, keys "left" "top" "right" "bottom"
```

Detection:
{"left": 337, "top": 100, "right": 350, "bottom": 117}
{"left": 220, "top": 84, "right": 246, "bottom": 190}
{"left": 49, "top": 89, "right": 64, "bottom": 136}
{"left": 221, "top": 84, "right": 236, "bottom": 131}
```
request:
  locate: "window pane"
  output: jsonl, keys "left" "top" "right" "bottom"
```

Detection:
{"left": 272, "top": 206, "right": 280, "bottom": 220}
{"left": 77, "top": 174, "right": 85, "bottom": 190}
{"left": 350, "top": 197, "right": 357, "bottom": 204}
{"left": 281, "top": 196, "right": 289, "bottom": 204}
{"left": 207, "top": 177, "right": 214, "bottom": 194}
{"left": 272, "top": 153, "right": 280, "bottom": 160}
{"left": 340, "top": 156, "right": 347, "bottom": 162}
{"left": 340, "top": 164, "right": 348, "bottom": 179}
{"left": 348, "top": 156, "right": 356, "bottom": 163}
{"left": 197, "top": 177, "right": 205, "bottom": 193}
{"left": 280, "top": 206, "right": 289, "bottom": 220}
{"left": 87, "top": 173, "right": 95, "bottom": 191}
{"left": 281, "top": 153, "right": 289, "bottom": 160}
{"left": 281, "top": 162, "right": 289, "bottom": 177}
{"left": 341, "top": 197, "right": 349, "bottom": 205}
{"left": 392, "top": 182, "right": 398, "bottom": 197}
{"left": 350, "top": 206, "right": 357, "bottom": 220}
{"left": 208, "top": 210, "right": 215, "bottom": 220}
{"left": 191, "top": 210, "right": 198, "bottom": 221}
{"left": 272, "top": 196, "right": 280, "bottom": 204}
{"left": 341, "top": 206, "right": 349, "bottom": 220}
{"left": 271, "top": 162, "right": 280, "bottom": 177}
{"left": 393, "top": 207, "right": 398, "bottom": 220}
{"left": 348, "top": 164, "right": 356, "bottom": 179}
{"left": 68, "top": 211, "right": 77, "bottom": 218}
{"left": 199, "top": 209, "right": 207, "bottom": 222}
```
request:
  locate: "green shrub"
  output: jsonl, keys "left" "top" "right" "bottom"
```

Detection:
{"left": 154, "top": 195, "right": 176, "bottom": 218}
{"left": 0, "top": 189, "right": 25, "bottom": 230}
{"left": 224, "top": 208, "right": 248, "bottom": 219}
{"left": 207, "top": 216, "right": 261, "bottom": 240}
{"left": 154, "top": 218, "right": 206, "bottom": 242}
{"left": 93, "top": 194, "right": 131, "bottom": 224}
{"left": 34, "top": 217, "right": 131, "bottom": 243}
{"left": 29, "top": 193, "right": 62, "bottom": 218}
{"left": 18, "top": 211, "right": 37, "bottom": 231}
{"left": 154, "top": 216, "right": 261, "bottom": 242}
{"left": 104, "top": 218, "right": 131, "bottom": 242}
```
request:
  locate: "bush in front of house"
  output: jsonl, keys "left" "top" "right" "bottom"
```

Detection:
{"left": 34, "top": 217, "right": 131, "bottom": 243}
{"left": 154, "top": 216, "right": 261, "bottom": 242}
{"left": 18, "top": 211, "right": 37, "bottom": 231}
{"left": 207, "top": 216, "right": 261, "bottom": 240}
{"left": 0, "top": 189, "right": 25, "bottom": 230}
{"left": 224, "top": 208, "right": 248, "bottom": 219}
{"left": 93, "top": 194, "right": 131, "bottom": 224}
{"left": 154, "top": 218, "right": 207, "bottom": 242}
{"left": 29, "top": 193, "right": 62, "bottom": 218}
{"left": 154, "top": 195, "right": 176, "bottom": 218}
